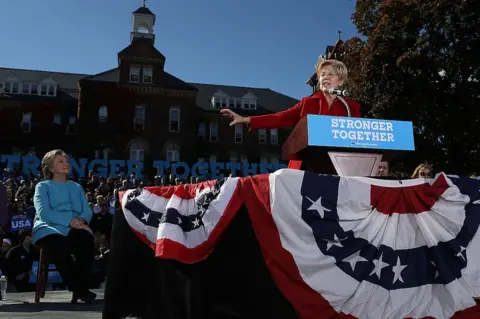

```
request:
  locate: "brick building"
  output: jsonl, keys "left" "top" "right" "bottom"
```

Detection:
{"left": 0, "top": 5, "right": 299, "bottom": 176}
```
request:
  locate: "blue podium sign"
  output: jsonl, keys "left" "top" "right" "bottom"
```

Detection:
{"left": 307, "top": 115, "right": 415, "bottom": 151}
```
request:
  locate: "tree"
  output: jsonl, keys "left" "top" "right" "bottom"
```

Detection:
{"left": 342, "top": 0, "right": 480, "bottom": 174}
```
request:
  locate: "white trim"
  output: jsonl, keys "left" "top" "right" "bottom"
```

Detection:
{"left": 169, "top": 107, "right": 180, "bottom": 132}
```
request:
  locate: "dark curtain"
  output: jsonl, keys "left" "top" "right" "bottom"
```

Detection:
{"left": 103, "top": 205, "right": 298, "bottom": 319}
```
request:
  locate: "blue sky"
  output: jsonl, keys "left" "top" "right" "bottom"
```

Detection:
{"left": 0, "top": 0, "right": 358, "bottom": 100}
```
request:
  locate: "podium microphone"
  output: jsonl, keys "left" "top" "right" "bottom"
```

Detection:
{"left": 325, "top": 88, "right": 348, "bottom": 96}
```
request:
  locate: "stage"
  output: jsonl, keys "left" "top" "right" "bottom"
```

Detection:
{"left": 0, "top": 289, "right": 104, "bottom": 319}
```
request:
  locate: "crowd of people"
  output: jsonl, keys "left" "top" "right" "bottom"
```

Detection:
{"left": 0, "top": 158, "right": 208, "bottom": 297}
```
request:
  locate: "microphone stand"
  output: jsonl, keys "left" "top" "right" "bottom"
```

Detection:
{"left": 336, "top": 95, "right": 351, "bottom": 117}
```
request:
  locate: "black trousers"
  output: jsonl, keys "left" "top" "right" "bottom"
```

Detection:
{"left": 36, "top": 229, "right": 94, "bottom": 295}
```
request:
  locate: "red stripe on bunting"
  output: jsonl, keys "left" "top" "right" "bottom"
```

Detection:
{"left": 145, "top": 180, "right": 217, "bottom": 200}
{"left": 154, "top": 180, "right": 244, "bottom": 264}
{"left": 370, "top": 174, "right": 449, "bottom": 215}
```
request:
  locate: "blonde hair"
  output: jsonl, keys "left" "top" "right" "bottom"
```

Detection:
{"left": 41, "top": 149, "right": 68, "bottom": 179}
{"left": 315, "top": 57, "right": 348, "bottom": 82}
{"left": 411, "top": 163, "right": 433, "bottom": 178}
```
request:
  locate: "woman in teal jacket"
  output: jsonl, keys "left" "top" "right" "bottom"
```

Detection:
{"left": 33, "top": 149, "right": 96, "bottom": 304}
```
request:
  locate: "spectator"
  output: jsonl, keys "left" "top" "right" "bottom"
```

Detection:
{"left": 0, "top": 238, "right": 12, "bottom": 274}
{"left": 5, "top": 229, "right": 36, "bottom": 292}
{"left": 411, "top": 163, "right": 433, "bottom": 179}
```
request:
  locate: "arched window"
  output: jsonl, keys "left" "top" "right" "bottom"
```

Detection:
{"left": 130, "top": 142, "right": 145, "bottom": 161}
{"left": 166, "top": 143, "right": 180, "bottom": 162}
{"left": 99, "top": 105, "right": 108, "bottom": 122}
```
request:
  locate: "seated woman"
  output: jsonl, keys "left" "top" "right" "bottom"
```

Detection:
{"left": 32, "top": 149, "right": 96, "bottom": 304}
{"left": 221, "top": 58, "right": 361, "bottom": 169}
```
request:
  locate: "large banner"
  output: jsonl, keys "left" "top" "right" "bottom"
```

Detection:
{"left": 0, "top": 154, "right": 287, "bottom": 180}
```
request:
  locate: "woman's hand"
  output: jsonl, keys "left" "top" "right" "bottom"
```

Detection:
{"left": 220, "top": 109, "right": 250, "bottom": 126}
{"left": 70, "top": 217, "right": 86, "bottom": 229}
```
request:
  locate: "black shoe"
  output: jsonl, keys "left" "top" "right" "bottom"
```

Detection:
{"left": 71, "top": 290, "right": 97, "bottom": 304}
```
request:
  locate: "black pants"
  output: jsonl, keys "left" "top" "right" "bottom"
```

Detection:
{"left": 36, "top": 229, "right": 94, "bottom": 295}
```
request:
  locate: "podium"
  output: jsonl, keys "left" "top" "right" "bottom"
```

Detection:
{"left": 281, "top": 115, "right": 415, "bottom": 177}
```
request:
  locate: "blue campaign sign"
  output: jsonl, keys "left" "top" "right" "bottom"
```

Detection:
{"left": 28, "top": 261, "right": 63, "bottom": 284}
{"left": 10, "top": 215, "right": 33, "bottom": 232}
{"left": 307, "top": 115, "right": 415, "bottom": 151}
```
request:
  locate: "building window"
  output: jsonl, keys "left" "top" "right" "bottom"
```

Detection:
{"left": 270, "top": 129, "right": 278, "bottom": 144}
{"left": 209, "top": 122, "right": 218, "bottom": 142}
{"left": 235, "top": 99, "right": 241, "bottom": 108}
{"left": 48, "top": 84, "right": 56, "bottom": 96}
{"left": 209, "top": 154, "right": 217, "bottom": 163}
{"left": 229, "top": 99, "right": 235, "bottom": 108}
{"left": 214, "top": 97, "right": 221, "bottom": 108}
{"left": 94, "top": 150, "right": 101, "bottom": 159}
{"left": 12, "top": 83, "right": 19, "bottom": 94}
{"left": 130, "top": 66, "right": 140, "bottom": 83}
{"left": 22, "top": 84, "right": 30, "bottom": 94}
{"left": 258, "top": 129, "right": 266, "bottom": 144}
{"left": 53, "top": 113, "right": 61, "bottom": 124}
{"left": 166, "top": 149, "right": 179, "bottom": 162}
{"left": 134, "top": 105, "right": 145, "bottom": 130}
{"left": 21, "top": 112, "right": 32, "bottom": 133}
{"left": 99, "top": 105, "right": 108, "bottom": 123}
{"left": 4, "top": 82, "right": 11, "bottom": 93}
{"left": 67, "top": 116, "right": 76, "bottom": 134}
{"left": 40, "top": 84, "right": 47, "bottom": 96}
{"left": 235, "top": 124, "right": 243, "bottom": 143}
{"left": 229, "top": 151, "right": 238, "bottom": 162}
{"left": 130, "top": 143, "right": 145, "bottom": 161}
{"left": 197, "top": 122, "right": 205, "bottom": 140}
{"left": 31, "top": 84, "right": 38, "bottom": 95}
{"left": 169, "top": 108, "right": 180, "bottom": 132}
{"left": 213, "top": 97, "right": 227, "bottom": 108}
{"left": 143, "top": 67, "right": 153, "bottom": 83}
{"left": 243, "top": 99, "right": 256, "bottom": 110}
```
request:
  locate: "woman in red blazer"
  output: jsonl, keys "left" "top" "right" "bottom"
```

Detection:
{"left": 221, "top": 59, "right": 361, "bottom": 170}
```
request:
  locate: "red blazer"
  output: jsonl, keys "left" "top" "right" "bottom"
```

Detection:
{"left": 250, "top": 91, "right": 361, "bottom": 170}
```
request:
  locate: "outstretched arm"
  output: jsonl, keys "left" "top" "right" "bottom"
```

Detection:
{"left": 220, "top": 100, "right": 303, "bottom": 130}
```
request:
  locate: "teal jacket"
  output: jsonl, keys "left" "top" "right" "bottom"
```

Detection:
{"left": 32, "top": 180, "right": 92, "bottom": 244}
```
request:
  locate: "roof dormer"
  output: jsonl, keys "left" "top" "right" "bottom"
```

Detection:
{"left": 241, "top": 92, "right": 257, "bottom": 110}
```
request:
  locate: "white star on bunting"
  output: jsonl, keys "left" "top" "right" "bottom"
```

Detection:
{"left": 456, "top": 246, "right": 467, "bottom": 261}
{"left": 431, "top": 261, "right": 439, "bottom": 278}
{"left": 192, "top": 218, "right": 200, "bottom": 227}
{"left": 473, "top": 191, "right": 480, "bottom": 204}
{"left": 370, "top": 253, "right": 389, "bottom": 279}
{"left": 342, "top": 250, "right": 367, "bottom": 271}
{"left": 326, "top": 234, "right": 346, "bottom": 250}
{"left": 141, "top": 213, "right": 150, "bottom": 222}
{"left": 392, "top": 257, "right": 407, "bottom": 284}
{"left": 305, "top": 196, "right": 331, "bottom": 218}
{"left": 177, "top": 217, "right": 183, "bottom": 225}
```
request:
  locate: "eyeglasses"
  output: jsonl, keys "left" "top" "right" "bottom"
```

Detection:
{"left": 420, "top": 171, "right": 432, "bottom": 177}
